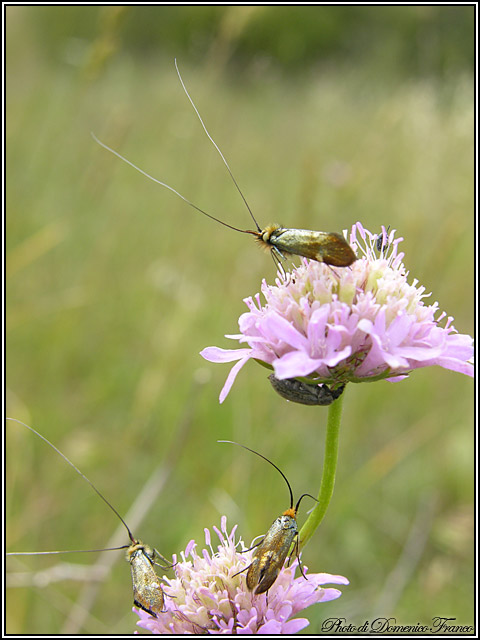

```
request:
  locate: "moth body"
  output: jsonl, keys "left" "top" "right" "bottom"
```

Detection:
{"left": 246, "top": 510, "right": 298, "bottom": 595}
{"left": 256, "top": 225, "right": 357, "bottom": 267}
{"left": 127, "top": 542, "right": 165, "bottom": 617}
{"left": 219, "top": 441, "right": 316, "bottom": 595}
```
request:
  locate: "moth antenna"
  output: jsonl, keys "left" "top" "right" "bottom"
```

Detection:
{"left": 6, "top": 417, "right": 136, "bottom": 545}
{"left": 294, "top": 492, "right": 318, "bottom": 515}
{"left": 91, "top": 132, "right": 251, "bottom": 236}
{"left": 218, "top": 440, "right": 294, "bottom": 510}
{"left": 175, "top": 58, "right": 262, "bottom": 233}
{"left": 7, "top": 546, "right": 130, "bottom": 556}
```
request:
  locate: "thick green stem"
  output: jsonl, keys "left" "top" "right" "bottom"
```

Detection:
{"left": 299, "top": 391, "right": 344, "bottom": 548}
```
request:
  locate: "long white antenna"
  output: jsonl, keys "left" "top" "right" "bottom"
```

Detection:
{"left": 174, "top": 58, "right": 261, "bottom": 232}
{"left": 91, "top": 132, "right": 251, "bottom": 235}
{"left": 6, "top": 417, "right": 135, "bottom": 544}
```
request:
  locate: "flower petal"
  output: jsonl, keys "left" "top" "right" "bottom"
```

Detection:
{"left": 273, "top": 350, "right": 323, "bottom": 379}
{"left": 219, "top": 355, "right": 251, "bottom": 403}
{"left": 281, "top": 618, "right": 311, "bottom": 634}
{"left": 200, "top": 346, "right": 251, "bottom": 363}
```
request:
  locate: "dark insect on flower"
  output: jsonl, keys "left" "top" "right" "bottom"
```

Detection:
{"left": 219, "top": 440, "right": 316, "bottom": 595}
{"left": 376, "top": 225, "right": 391, "bottom": 254}
{"left": 92, "top": 60, "right": 356, "bottom": 272}
{"left": 268, "top": 374, "right": 345, "bottom": 406}
{"left": 6, "top": 418, "right": 172, "bottom": 618}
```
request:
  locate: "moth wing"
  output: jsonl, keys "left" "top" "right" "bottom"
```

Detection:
{"left": 253, "top": 550, "right": 281, "bottom": 595}
{"left": 130, "top": 548, "right": 165, "bottom": 617}
{"left": 271, "top": 229, "right": 356, "bottom": 266}
{"left": 306, "top": 232, "right": 357, "bottom": 266}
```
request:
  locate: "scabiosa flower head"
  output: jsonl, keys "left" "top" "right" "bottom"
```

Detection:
{"left": 201, "top": 223, "right": 473, "bottom": 402}
{"left": 134, "top": 516, "right": 348, "bottom": 634}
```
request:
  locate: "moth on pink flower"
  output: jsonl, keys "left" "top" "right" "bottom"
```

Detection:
{"left": 201, "top": 223, "right": 474, "bottom": 403}
{"left": 134, "top": 516, "right": 348, "bottom": 634}
{"left": 6, "top": 418, "right": 173, "bottom": 620}
{"left": 219, "top": 441, "right": 317, "bottom": 595}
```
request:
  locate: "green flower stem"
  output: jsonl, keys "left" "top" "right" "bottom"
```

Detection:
{"left": 299, "top": 390, "right": 344, "bottom": 548}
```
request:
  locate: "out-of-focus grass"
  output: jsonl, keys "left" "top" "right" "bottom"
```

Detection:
{"left": 6, "top": 11, "right": 473, "bottom": 635}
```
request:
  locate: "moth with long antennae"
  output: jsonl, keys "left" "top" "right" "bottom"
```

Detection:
{"left": 218, "top": 440, "right": 316, "bottom": 595}
{"left": 6, "top": 417, "right": 172, "bottom": 618}
{"left": 92, "top": 60, "right": 356, "bottom": 272}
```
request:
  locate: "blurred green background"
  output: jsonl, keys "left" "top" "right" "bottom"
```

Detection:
{"left": 6, "top": 5, "right": 474, "bottom": 635}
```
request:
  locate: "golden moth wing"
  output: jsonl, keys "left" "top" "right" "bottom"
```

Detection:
{"left": 268, "top": 228, "right": 356, "bottom": 266}
{"left": 128, "top": 544, "right": 165, "bottom": 617}
{"left": 246, "top": 549, "right": 281, "bottom": 594}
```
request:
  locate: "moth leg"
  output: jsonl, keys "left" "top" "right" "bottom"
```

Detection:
{"left": 238, "top": 538, "right": 264, "bottom": 553}
{"left": 287, "top": 535, "right": 308, "bottom": 582}
{"left": 232, "top": 562, "right": 253, "bottom": 579}
{"left": 152, "top": 548, "right": 176, "bottom": 570}
{"left": 270, "top": 247, "right": 287, "bottom": 279}
{"left": 232, "top": 537, "right": 264, "bottom": 578}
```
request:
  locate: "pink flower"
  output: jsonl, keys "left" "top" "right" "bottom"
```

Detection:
{"left": 201, "top": 223, "right": 473, "bottom": 403}
{"left": 134, "top": 516, "right": 348, "bottom": 634}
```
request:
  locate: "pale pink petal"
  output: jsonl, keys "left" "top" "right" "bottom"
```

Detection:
{"left": 200, "top": 346, "right": 251, "bottom": 363}
{"left": 257, "top": 620, "right": 283, "bottom": 634}
{"left": 273, "top": 351, "right": 323, "bottom": 378}
{"left": 219, "top": 355, "right": 251, "bottom": 403}
{"left": 281, "top": 618, "right": 310, "bottom": 633}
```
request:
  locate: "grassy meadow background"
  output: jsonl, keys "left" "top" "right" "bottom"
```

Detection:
{"left": 6, "top": 6, "right": 474, "bottom": 635}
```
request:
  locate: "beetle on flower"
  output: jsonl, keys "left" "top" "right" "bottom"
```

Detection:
{"left": 201, "top": 222, "right": 473, "bottom": 403}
